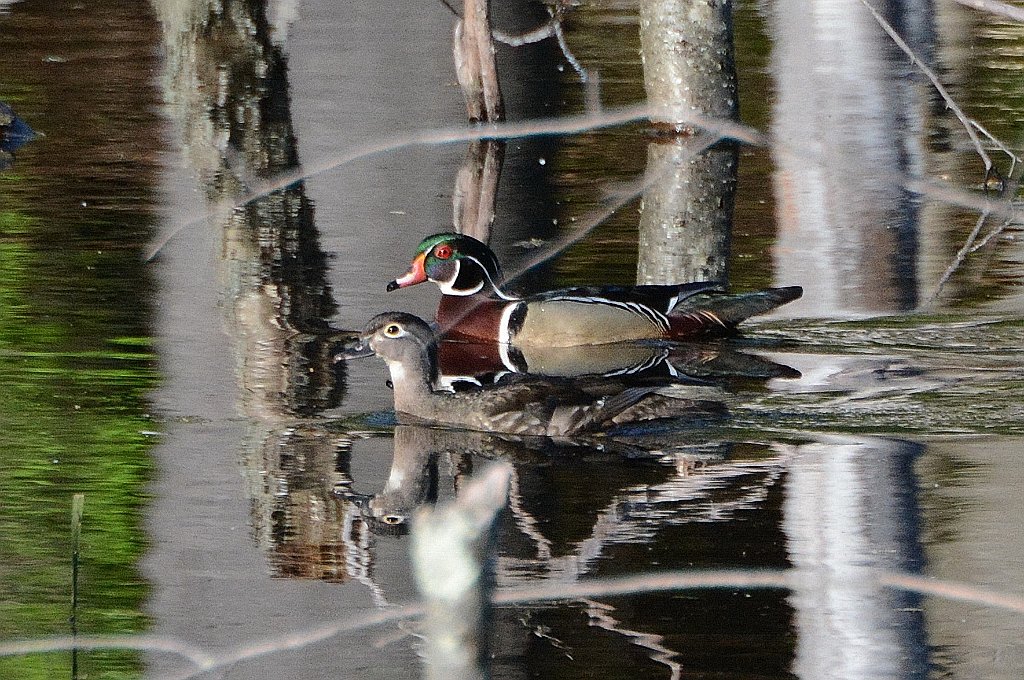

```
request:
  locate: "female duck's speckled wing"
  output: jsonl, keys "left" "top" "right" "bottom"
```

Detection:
{"left": 439, "top": 372, "right": 725, "bottom": 437}
{"left": 450, "top": 378, "right": 583, "bottom": 436}
{"left": 454, "top": 379, "right": 662, "bottom": 437}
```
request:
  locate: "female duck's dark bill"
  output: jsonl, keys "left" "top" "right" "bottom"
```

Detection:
{"left": 334, "top": 336, "right": 375, "bottom": 362}
{"left": 386, "top": 251, "right": 428, "bottom": 291}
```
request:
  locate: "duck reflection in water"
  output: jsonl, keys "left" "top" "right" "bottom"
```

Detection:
{"left": 340, "top": 312, "right": 730, "bottom": 437}
{"left": 345, "top": 425, "right": 545, "bottom": 533}
{"left": 434, "top": 328, "right": 799, "bottom": 391}
{"left": 342, "top": 424, "right": 732, "bottom": 535}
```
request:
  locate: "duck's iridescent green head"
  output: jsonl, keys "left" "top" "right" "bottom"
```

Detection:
{"left": 386, "top": 232, "right": 505, "bottom": 296}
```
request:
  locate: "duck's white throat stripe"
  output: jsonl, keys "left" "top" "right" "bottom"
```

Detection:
{"left": 467, "top": 254, "right": 516, "bottom": 300}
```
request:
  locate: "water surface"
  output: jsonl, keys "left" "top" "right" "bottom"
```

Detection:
{"left": 0, "top": 0, "right": 1022, "bottom": 678}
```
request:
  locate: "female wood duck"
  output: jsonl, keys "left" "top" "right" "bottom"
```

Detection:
{"left": 345, "top": 312, "right": 724, "bottom": 437}
{"left": 386, "top": 232, "right": 802, "bottom": 347}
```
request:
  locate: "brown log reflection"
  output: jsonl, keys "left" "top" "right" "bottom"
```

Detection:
{"left": 156, "top": 0, "right": 353, "bottom": 590}
{"left": 454, "top": 0, "right": 505, "bottom": 122}
{"left": 453, "top": 139, "right": 506, "bottom": 243}
{"left": 252, "top": 427, "right": 366, "bottom": 583}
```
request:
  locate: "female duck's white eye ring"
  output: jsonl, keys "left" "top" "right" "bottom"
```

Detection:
{"left": 383, "top": 324, "right": 402, "bottom": 338}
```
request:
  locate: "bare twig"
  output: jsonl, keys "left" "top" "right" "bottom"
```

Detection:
{"left": 0, "top": 635, "right": 215, "bottom": 667}
{"left": 145, "top": 103, "right": 1019, "bottom": 286}
{"left": 494, "top": 569, "right": 791, "bottom": 604}
{"left": 442, "top": 0, "right": 588, "bottom": 81}
{"left": 859, "top": 0, "right": 994, "bottom": 174}
{"left": 163, "top": 605, "right": 424, "bottom": 680}
{"left": 6, "top": 568, "right": 1024, "bottom": 675}
{"left": 903, "top": 175, "right": 1017, "bottom": 221}
{"left": 493, "top": 25, "right": 555, "bottom": 46}
{"left": 930, "top": 206, "right": 1017, "bottom": 301}
{"left": 970, "top": 214, "right": 1017, "bottom": 252}
{"left": 928, "top": 211, "right": 991, "bottom": 302}
{"left": 550, "top": 10, "right": 589, "bottom": 82}
{"left": 862, "top": 0, "right": 1024, "bottom": 306}
{"left": 881, "top": 571, "right": 1024, "bottom": 613}
{"left": 926, "top": 128, "right": 1022, "bottom": 301}
{"left": 497, "top": 130, "right": 724, "bottom": 292}
{"left": 143, "top": 104, "right": 762, "bottom": 262}
{"left": 973, "top": 120, "right": 1021, "bottom": 173}
{"left": 952, "top": 0, "right": 1024, "bottom": 23}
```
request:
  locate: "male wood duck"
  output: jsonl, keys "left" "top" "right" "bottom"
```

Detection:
{"left": 387, "top": 232, "right": 803, "bottom": 347}
{"left": 344, "top": 312, "right": 724, "bottom": 437}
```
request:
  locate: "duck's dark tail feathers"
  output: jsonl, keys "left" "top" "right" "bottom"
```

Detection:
{"left": 669, "top": 286, "right": 803, "bottom": 332}
{"left": 560, "top": 386, "right": 658, "bottom": 434}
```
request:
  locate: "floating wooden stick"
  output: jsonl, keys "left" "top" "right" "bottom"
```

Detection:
{"left": 454, "top": 0, "right": 504, "bottom": 121}
{"left": 411, "top": 463, "right": 511, "bottom": 680}
{"left": 71, "top": 493, "right": 84, "bottom": 679}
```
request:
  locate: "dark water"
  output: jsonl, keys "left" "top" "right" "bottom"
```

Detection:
{"left": 0, "top": 0, "right": 1022, "bottom": 678}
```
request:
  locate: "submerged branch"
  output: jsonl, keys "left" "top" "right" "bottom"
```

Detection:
{"left": 973, "top": 120, "right": 1022, "bottom": 172}
{"left": 440, "top": 0, "right": 588, "bottom": 79}
{"left": 860, "top": 0, "right": 995, "bottom": 175}
{"left": 861, "top": 0, "right": 1024, "bottom": 297}
{"left": 928, "top": 211, "right": 991, "bottom": 303}
{"left": 146, "top": 101, "right": 1018, "bottom": 299}
{"left": 952, "top": 0, "right": 1024, "bottom": 22}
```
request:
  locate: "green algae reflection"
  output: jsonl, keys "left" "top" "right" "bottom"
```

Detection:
{"left": 0, "top": 225, "right": 156, "bottom": 677}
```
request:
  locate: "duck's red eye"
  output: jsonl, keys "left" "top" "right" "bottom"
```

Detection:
{"left": 434, "top": 244, "right": 453, "bottom": 260}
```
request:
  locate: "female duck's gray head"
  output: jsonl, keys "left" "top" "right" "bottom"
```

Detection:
{"left": 360, "top": 312, "right": 439, "bottom": 384}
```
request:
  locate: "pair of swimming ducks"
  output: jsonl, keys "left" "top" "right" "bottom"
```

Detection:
{"left": 350, "top": 232, "right": 802, "bottom": 437}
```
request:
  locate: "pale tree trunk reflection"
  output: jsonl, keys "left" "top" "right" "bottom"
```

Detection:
{"left": 768, "top": 0, "right": 923, "bottom": 316}
{"left": 766, "top": 3, "right": 933, "bottom": 672}
{"left": 782, "top": 437, "right": 929, "bottom": 679}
